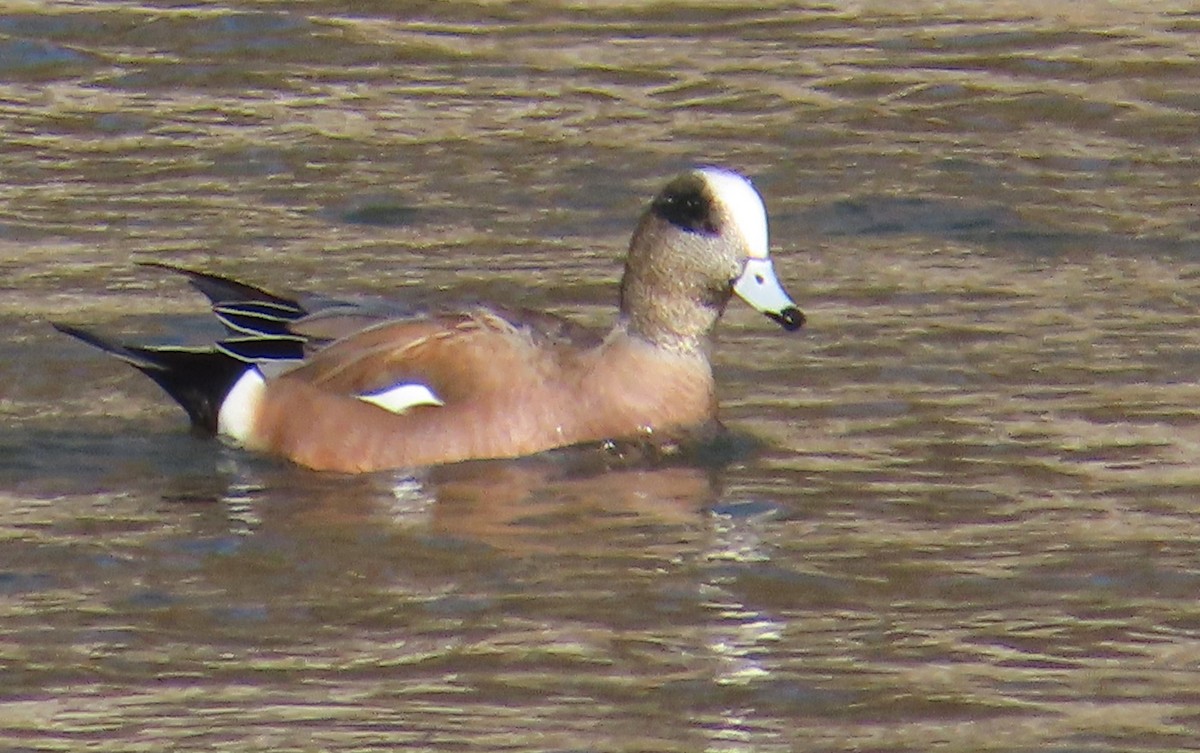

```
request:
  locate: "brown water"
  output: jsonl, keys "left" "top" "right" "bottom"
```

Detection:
{"left": 3, "top": 2, "right": 1200, "bottom": 751}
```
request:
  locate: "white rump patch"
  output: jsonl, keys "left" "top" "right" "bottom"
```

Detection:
{"left": 357, "top": 382, "right": 444, "bottom": 414}
{"left": 698, "top": 167, "right": 769, "bottom": 259}
{"left": 217, "top": 367, "right": 266, "bottom": 445}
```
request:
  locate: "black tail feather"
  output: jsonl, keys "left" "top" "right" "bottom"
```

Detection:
{"left": 53, "top": 322, "right": 249, "bottom": 436}
{"left": 138, "top": 261, "right": 304, "bottom": 310}
{"left": 216, "top": 335, "right": 306, "bottom": 362}
{"left": 138, "top": 262, "right": 307, "bottom": 338}
{"left": 213, "top": 301, "right": 305, "bottom": 337}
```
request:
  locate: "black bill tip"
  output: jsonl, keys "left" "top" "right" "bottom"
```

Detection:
{"left": 767, "top": 306, "right": 805, "bottom": 331}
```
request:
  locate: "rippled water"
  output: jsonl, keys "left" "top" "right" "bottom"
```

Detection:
{"left": 4, "top": 2, "right": 1200, "bottom": 751}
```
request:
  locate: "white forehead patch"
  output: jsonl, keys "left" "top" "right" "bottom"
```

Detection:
{"left": 697, "top": 167, "right": 769, "bottom": 259}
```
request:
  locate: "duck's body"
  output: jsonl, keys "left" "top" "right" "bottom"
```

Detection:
{"left": 56, "top": 167, "right": 804, "bottom": 473}
{"left": 243, "top": 318, "right": 717, "bottom": 472}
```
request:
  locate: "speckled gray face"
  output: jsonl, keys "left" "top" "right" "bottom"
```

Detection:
{"left": 647, "top": 167, "right": 803, "bottom": 331}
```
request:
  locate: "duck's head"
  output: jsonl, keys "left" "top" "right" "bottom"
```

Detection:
{"left": 620, "top": 167, "right": 804, "bottom": 349}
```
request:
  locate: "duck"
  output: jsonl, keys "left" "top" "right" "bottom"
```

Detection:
{"left": 54, "top": 167, "right": 804, "bottom": 473}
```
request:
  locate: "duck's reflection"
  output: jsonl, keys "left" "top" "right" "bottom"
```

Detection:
{"left": 425, "top": 457, "right": 718, "bottom": 545}
{"left": 106, "top": 431, "right": 802, "bottom": 743}
{"left": 158, "top": 432, "right": 753, "bottom": 557}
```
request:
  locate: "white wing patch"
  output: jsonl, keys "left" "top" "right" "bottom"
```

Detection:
{"left": 357, "top": 382, "right": 444, "bottom": 414}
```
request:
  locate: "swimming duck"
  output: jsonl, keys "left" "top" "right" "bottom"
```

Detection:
{"left": 55, "top": 167, "right": 803, "bottom": 473}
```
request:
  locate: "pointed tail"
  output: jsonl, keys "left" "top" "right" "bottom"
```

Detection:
{"left": 53, "top": 323, "right": 249, "bottom": 436}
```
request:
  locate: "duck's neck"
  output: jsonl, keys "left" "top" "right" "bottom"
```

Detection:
{"left": 617, "top": 276, "right": 722, "bottom": 357}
